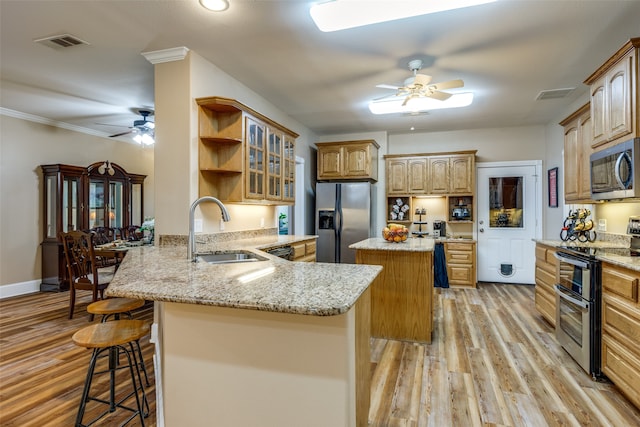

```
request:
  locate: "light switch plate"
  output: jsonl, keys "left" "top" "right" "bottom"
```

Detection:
{"left": 194, "top": 218, "right": 203, "bottom": 232}
{"left": 598, "top": 219, "right": 606, "bottom": 232}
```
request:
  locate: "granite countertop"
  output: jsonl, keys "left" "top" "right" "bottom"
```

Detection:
{"left": 349, "top": 237, "right": 436, "bottom": 252}
{"left": 534, "top": 239, "right": 640, "bottom": 272}
{"left": 105, "top": 235, "right": 383, "bottom": 316}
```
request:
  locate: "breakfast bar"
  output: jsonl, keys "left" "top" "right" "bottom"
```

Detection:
{"left": 105, "top": 238, "right": 382, "bottom": 427}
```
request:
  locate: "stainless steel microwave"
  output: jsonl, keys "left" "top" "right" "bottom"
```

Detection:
{"left": 590, "top": 137, "right": 640, "bottom": 200}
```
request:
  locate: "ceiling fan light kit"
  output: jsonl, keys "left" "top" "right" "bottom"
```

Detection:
{"left": 310, "top": 0, "right": 497, "bottom": 32}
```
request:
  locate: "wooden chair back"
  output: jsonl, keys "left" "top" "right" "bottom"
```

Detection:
{"left": 59, "top": 230, "right": 110, "bottom": 319}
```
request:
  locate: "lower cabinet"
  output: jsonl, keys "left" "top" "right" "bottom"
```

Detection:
{"left": 601, "top": 262, "right": 640, "bottom": 409}
{"left": 534, "top": 243, "right": 558, "bottom": 326}
{"left": 444, "top": 241, "right": 476, "bottom": 287}
{"left": 292, "top": 239, "right": 316, "bottom": 262}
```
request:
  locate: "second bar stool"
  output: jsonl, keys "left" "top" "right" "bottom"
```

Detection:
{"left": 73, "top": 319, "right": 150, "bottom": 427}
{"left": 87, "top": 298, "right": 150, "bottom": 386}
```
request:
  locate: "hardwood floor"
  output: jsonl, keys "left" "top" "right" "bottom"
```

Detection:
{"left": 1, "top": 284, "right": 639, "bottom": 426}
{"left": 369, "top": 283, "right": 640, "bottom": 426}
{"left": 0, "top": 292, "right": 155, "bottom": 426}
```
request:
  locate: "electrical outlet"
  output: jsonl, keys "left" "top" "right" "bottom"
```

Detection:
{"left": 219, "top": 218, "right": 225, "bottom": 231}
{"left": 194, "top": 218, "right": 203, "bottom": 232}
{"left": 260, "top": 218, "right": 265, "bottom": 228}
{"left": 598, "top": 219, "right": 607, "bottom": 232}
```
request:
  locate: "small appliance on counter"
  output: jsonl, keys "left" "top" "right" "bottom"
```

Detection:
{"left": 628, "top": 216, "right": 640, "bottom": 255}
{"left": 433, "top": 221, "right": 446, "bottom": 238}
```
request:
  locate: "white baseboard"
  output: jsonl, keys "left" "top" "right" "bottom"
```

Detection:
{"left": 0, "top": 280, "right": 40, "bottom": 299}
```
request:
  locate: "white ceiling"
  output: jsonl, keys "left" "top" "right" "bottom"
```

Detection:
{"left": 1, "top": 0, "right": 639, "bottom": 142}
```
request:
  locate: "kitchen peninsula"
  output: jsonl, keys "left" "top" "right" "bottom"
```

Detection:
{"left": 351, "top": 237, "right": 435, "bottom": 343}
{"left": 105, "top": 234, "right": 382, "bottom": 427}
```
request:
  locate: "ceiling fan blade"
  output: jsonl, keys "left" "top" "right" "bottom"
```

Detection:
{"left": 431, "top": 79, "right": 464, "bottom": 90}
{"left": 109, "top": 130, "right": 134, "bottom": 138}
{"left": 413, "top": 74, "right": 432, "bottom": 86}
{"left": 428, "top": 91, "right": 453, "bottom": 101}
{"left": 376, "top": 84, "right": 400, "bottom": 90}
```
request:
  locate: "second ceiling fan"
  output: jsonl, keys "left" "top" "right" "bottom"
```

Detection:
{"left": 376, "top": 59, "right": 464, "bottom": 106}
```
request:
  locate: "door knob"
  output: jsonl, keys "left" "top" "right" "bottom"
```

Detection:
{"left": 479, "top": 228, "right": 485, "bottom": 233}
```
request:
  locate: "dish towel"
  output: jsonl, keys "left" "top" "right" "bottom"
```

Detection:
{"left": 434, "top": 242, "right": 449, "bottom": 288}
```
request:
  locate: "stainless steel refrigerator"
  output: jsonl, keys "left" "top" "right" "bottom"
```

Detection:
{"left": 315, "top": 182, "right": 372, "bottom": 264}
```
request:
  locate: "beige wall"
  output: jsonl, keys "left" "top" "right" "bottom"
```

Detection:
{"left": 0, "top": 114, "right": 154, "bottom": 291}
{"left": 153, "top": 50, "right": 319, "bottom": 237}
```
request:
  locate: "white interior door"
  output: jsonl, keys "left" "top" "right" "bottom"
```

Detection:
{"left": 477, "top": 161, "right": 541, "bottom": 284}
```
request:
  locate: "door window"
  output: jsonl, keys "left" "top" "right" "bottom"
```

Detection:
{"left": 489, "top": 176, "right": 523, "bottom": 228}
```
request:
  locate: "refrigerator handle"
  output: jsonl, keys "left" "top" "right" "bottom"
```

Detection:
{"left": 335, "top": 184, "right": 342, "bottom": 262}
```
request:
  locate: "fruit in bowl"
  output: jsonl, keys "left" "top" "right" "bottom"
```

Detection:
{"left": 383, "top": 223, "right": 409, "bottom": 243}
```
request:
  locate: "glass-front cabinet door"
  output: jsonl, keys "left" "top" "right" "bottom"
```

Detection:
{"left": 282, "top": 134, "right": 295, "bottom": 202}
{"left": 267, "top": 128, "right": 282, "bottom": 200}
{"left": 246, "top": 117, "right": 266, "bottom": 199}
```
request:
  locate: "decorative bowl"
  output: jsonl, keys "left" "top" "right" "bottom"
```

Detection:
{"left": 382, "top": 224, "right": 409, "bottom": 243}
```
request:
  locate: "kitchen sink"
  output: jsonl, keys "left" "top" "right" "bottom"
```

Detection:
{"left": 197, "top": 251, "right": 267, "bottom": 264}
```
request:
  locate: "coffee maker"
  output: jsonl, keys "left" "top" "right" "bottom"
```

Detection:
{"left": 433, "top": 221, "right": 446, "bottom": 238}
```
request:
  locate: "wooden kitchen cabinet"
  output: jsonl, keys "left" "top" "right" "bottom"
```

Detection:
{"left": 316, "top": 140, "right": 379, "bottom": 182}
{"left": 385, "top": 151, "right": 475, "bottom": 196}
{"left": 197, "top": 97, "right": 298, "bottom": 205}
{"left": 601, "top": 262, "right": 640, "bottom": 409}
{"left": 585, "top": 38, "right": 639, "bottom": 150}
{"left": 444, "top": 241, "right": 476, "bottom": 287}
{"left": 560, "top": 103, "right": 593, "bottom": 202}
{"left": 428, "top": 156, "right": 450, "bottom": 194}
{"left": 291, "top": 238, "right": 317, "bottom": 262}
{"left": 386, "top": 157, "right": 427, "bottom": 195}
{"left": 534, "top": 243, "right": 558, "bottom": 326}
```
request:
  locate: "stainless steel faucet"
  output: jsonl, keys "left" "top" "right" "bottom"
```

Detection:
{"left": 188, "top": 196, "right": 231, "bottom": 262}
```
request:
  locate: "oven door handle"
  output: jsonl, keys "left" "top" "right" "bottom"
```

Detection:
{"left": 555, "top": 284, "right": 589, "bottom": 309}
{"left": 554, "top": 252, "right": 590, "bottom": 268}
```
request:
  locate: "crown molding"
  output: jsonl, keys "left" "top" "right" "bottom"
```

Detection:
{"left": 0, "top": 107, "right": 112, "bottom": 138}
{"left": 142, "top": 47, "right": 190, "bottom": 64}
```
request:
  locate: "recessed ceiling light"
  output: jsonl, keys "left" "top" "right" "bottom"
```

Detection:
{"left": 310, "top": 0, "right": 497, "bottom": 32}
{"left": 200, "top": 0, "right": 229, "bottom": 12}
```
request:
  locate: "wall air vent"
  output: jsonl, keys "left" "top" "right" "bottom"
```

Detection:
{"left": 535, "top": 87, "right": 575, "bottom": 100}
{"left": 34, "top": 33, "right": 89, "bottom": 49}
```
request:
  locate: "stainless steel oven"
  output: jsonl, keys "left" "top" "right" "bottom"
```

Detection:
{"left": 554, "top": 248, "right": 602, "bottom": 378}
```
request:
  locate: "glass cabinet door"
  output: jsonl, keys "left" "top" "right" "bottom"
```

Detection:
{"left": 267, "top": 129, "right": 282, "bottom": 199}
{"left": 89, "top": 179, "right": 106, "bottom": 228}
{"left": 62, "top": 175, "right": 82, "bottom": 232}
{"left": 109, "top": 181, "right": 124, "bottom": 228}
{"left": 282, "top": 135, "right": 295, "bottom": 201}
{"left": 246, "top": 118, "right": 265, "bottom": 199}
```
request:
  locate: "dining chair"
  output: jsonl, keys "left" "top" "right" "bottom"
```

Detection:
{"left": 59, "top": 230, "right": 113, "bottom": 319}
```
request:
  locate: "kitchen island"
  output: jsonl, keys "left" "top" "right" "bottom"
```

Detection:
{"left": 350, "top": 237, "right": 435, "bottom": 343}
{"left": 105, "top": 236, "right": 382, "bottom": 427}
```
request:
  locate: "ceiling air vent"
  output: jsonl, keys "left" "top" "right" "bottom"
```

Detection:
{"left": 535, "top": 87, "right": 575, "bottom": 100}
{"left": 34, "top": 33, "right": 89, "bottom": 49}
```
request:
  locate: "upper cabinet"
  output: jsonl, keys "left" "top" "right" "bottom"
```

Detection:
{"left": 197, "top": 97, "right": 298, "bottom": 205}
{"left": 386, "top": 151, "right": 475, "bottom": 196}
{"left": 584, "top": 38, "right": 639, "bottom": 150}
{"left": 316, "top": 140, "right": 379, "bottom": 182}
{"left": 560, "top": 103, "right": 593, "bottom": 202}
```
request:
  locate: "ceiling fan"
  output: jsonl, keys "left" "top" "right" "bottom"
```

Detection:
{"left": 108, "top": 109, "right": 155, "bottom": 142}
{"left": 376, "top": 59, "right": 464, "bottom": 106}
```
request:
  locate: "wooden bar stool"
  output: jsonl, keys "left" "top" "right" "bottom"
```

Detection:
{"left": 72, "top": 320, "right": 150, "bottom": 427}
{"left": 87, "top": 298, "right": 150, "bottom": 386}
